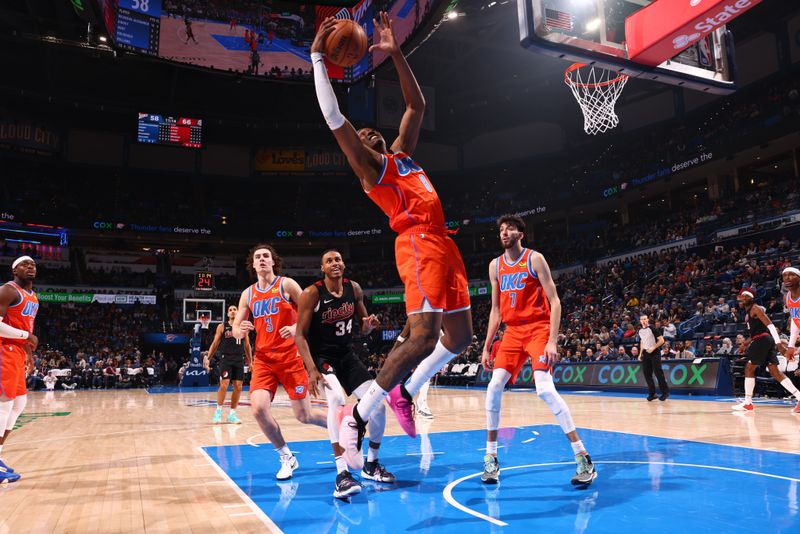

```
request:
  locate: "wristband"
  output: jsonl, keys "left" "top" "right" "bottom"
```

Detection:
{"left": 396, "top": 335, "right": 406, "bottom": 343}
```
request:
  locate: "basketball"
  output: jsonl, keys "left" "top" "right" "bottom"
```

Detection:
{"left": 324, "top": 19, "right": 368, "bottom": 67}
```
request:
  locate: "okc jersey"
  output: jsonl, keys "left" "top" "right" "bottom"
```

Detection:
{"left": 248, "top": 277, "right": 296, "bottom": 354}
{"left": 309, "top": 279, "right": 356, "bottom": 358}
{"left": 496, "top": 248, "right": 549, "bottom": 326}
{"left": 2, "top": 281, "right": 38, "bottom": 347}
{"left": 786, "top": 291, "right": 800, "bottom": 330}
{"left": 367, "top": 152, "right": 446, "bottom": 234}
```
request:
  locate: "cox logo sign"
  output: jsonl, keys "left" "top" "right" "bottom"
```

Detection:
{"left": 275, "top": 230, "right": 296, "bottom": 238}
{"left": 93, "top": 221, "right": 114, "bottom": 230}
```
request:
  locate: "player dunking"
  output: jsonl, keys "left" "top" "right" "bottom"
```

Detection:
{"left": 205, "top": 304, "right": 252, "bottom": 424}
{"left": 480, "top": 216, "right": 596, "bottom": 487}
{"left": 232, "top": 244, "right": 328, "bottom": 479}
{"left": 295, "top": 250, "right": 395, "bottom": 499}
{"left": 312, "top": 13, "right": 473, "bottom": 470}
{"left": 732, "top": 286, "right": 800, "bottom": 413}
{"left": 0, "top": 256, "right": 39, "bottom": 484}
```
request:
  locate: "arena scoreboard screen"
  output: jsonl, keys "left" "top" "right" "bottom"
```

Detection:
{"left": 137, "top": 113, "right": 203, "bottom": 148}
{"left": 115, "top": 0, "right": 161, "bottom": 54}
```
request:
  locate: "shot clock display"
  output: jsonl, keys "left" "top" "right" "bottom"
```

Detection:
{"left": 194, "top": 272, "right": 214, "bottom": 292}
{"left": 137, "top": 113, "right": 203, "bottom": 148}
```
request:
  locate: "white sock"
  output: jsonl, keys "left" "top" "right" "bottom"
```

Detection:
{"left": 570, "top": 440, "right": 587, "bottom": 455}
{"left": 779, "top": 378, "right": 800, "bottom": 400}
{"left": 486, "top": 441, "right": 498, "bottom": 456}
{"left": 229, "top": 409, "right": 236, "bottom": 415}
{"left": 744, "top": 377, "right": 755, "bottom": 404}
{"left": 405, "top": 340, "right": 458, "bottom": 396}
{"left": 367, "top": 446, "right": 379, "bottom": 463}
{"left": 417, "top": 380, "right": 430, "bottom": 406}
{"left": 334, "top": 456, "right": 347, "bottom": 474}
{"left": 215, "top": 405, "right": 222, "bottom": 411}
{"left": 276, "top": 445, "right": 292, "bottom": 458}
{"left": 355, "top": 382, "right": 388, "bottom": 422}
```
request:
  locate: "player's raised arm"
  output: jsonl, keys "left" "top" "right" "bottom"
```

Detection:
{"left": 311, "top": 18, "right": 383, "bottom": 188}
{"left": 370, "top": 11, "right": 425, "bottom": 156}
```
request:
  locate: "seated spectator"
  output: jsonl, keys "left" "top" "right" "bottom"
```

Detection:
{"left": 662, "top": 321, "right": 677, "bottom": 342}
{"left": 702, "top": 344, "right": 715, "bottom": 357}
{"left": 717, "top": 337, "right": 733, "bottom": 355}
{"left": 616, "top": 346, "right": 629, "bottom": 360}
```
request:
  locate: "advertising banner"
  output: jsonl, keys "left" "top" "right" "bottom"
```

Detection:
{"left": 473, "top": 358, "right": 732, "bottom": 395}
{"left": 38, "top": 292, "right": 156, "bottom": 305}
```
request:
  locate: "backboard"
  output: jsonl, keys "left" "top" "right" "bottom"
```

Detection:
{"left": 519, "top": 0, "right": 737, "bottom": 94}
{"left": 182, "top": 298, "right": 226, "bottom": 325}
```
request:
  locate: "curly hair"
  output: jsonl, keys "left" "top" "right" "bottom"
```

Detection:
{"left": 246, "top": 243, "right": 282, "bottom": 277}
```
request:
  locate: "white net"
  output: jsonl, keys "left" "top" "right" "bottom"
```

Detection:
{"left": 565, "top": 63, "right": 629, "bottom": 135}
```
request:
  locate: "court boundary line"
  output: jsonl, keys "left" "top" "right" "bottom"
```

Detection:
{"left": 443, "top": 460, "right": 800, "bottom": 527}
{"left": 197, "top": 446, "right": 283, "bottom": 533}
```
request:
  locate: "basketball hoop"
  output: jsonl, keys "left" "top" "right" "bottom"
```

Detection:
{"left": 198, "top": 316, "right": 211, "bottom": 330}
{"left": 564, "top": 63, "right": 629, "bottom": 135}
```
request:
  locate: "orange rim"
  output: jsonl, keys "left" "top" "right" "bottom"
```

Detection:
{"left": 564, "top": 63, "right": 628, "bottom": 88}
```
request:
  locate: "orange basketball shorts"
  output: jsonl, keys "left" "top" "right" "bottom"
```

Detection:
{"left": 251, "top": 350, "right": 309, "bottom": 400}
{"left": 0, "top": 343, "right": 28, "bottom": 400}
{"left": 495, "top": 322, "right": 551, "bottom": 383}
{"left": 395, "top": 227, "right": 471, "bottom": 315}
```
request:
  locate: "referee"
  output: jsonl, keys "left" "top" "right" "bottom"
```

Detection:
{"left": 638, "top": 315, "right": 669, "bottom": 401}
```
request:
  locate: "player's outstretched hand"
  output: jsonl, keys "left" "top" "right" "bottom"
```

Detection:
{"left": 369, "top": 11, "right": 399, "bottom": 55}
{"left": 787, "top": 347, "right": 797, "bottom": 361}
{"left": 280, "top": 324, "right": 297, "bottom": 339}
{"left": 480, "top": 349, "right": 494, "bottom": 371}
{"left": 311, "top": 17, "right": 337, "bottom": 55}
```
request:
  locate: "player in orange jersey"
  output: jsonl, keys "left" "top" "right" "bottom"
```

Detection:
{"left": 480, "top": 215, "right": 596, "bottom": 487}
{"left": 232, "top": 244, "right": 327, "bottom": 480}
{"left": 311, "top": 13, "right": 473, "bottom": 470}
{"left": 0, "top": 256, "right": 39, "bottom": 484}
{"left": 782, "top": 267, "right": 800, "bottom": 364}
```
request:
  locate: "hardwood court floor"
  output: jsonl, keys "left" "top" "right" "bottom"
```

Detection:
{"left": 1, "top": 387, "right": 798, "bottom": 533}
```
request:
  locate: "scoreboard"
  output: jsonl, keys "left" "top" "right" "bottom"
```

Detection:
{"left": 137, "top": 113, "right": 203, "bottom": 148}
{"left": 116, "top": 0, "right": 161, "bottom": 54}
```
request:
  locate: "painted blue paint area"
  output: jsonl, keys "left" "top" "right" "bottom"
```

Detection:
{"left": 397, "top": 0, "right": 416, "bottom": 18}
{"left": 210, "top": 34, "right": 311, "bottom": 62}
{"left": 203, "top": 425, "right": 800, "bottom": 532}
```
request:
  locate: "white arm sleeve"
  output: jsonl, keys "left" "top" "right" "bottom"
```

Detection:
{"left": 790, "top": 321, "right": 799, "bottom": 348}
{"left": 767, "top": 323, "right": 781, "bottom": 344}
{"left": 312, "top": 52, "right": 346, "bottom": 130}
{"left": 0, "top": 317, "right": 29, "bottom": 340}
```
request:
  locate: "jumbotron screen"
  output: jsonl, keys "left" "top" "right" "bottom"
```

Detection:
{"left": 137, "top": 113, "right": 203, "bottom": 148}
{"left": 104, "top": 0, "right": 436, "bottom": 83}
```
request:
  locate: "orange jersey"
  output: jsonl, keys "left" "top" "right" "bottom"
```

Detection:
{"left": 786, "top": 291, "right": 800, "bottom": 330}
{"left": 2, "top": 281, "right": 38, "bottom": 347}
{"left": 247, "top": 277, "right": 296, "bottom": 354}
{"left": 496, "top": 248, "right": 549, "bottom": 326}
{"left": 367, "top": 152, "right": 446, "bottom": 234}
